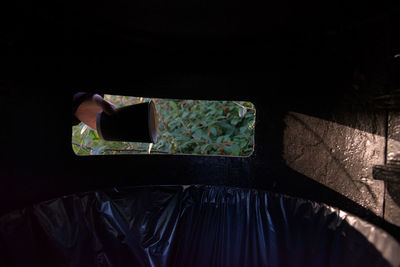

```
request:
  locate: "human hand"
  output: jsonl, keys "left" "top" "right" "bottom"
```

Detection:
{"left": 74, "top": 94, "right": 117, "bottom": 130}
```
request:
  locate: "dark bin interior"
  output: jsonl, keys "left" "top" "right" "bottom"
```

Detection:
{"left": 1, "top": 185, "right": 399, "bottom": 267}
{"left": 2, "top": 0, "right": 400, "bottom": 266}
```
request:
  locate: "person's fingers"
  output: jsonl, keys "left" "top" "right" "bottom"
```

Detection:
{"left": 101, "top": 100, "right": 118, "bottom": 115}
{"left": 93, "top": 94, "right": 118, "bottom": 115}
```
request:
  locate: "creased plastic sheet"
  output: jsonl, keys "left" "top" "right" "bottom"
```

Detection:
{"left": 0, "top": 185, "right": 399, "bottom": 267}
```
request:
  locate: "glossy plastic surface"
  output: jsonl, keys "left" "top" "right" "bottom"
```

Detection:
{"left": 1, "top": 185, "right": 399, "bottom": 267}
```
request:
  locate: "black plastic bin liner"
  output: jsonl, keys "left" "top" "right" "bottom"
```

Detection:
{"left": 0, "top": 185, "right": 399, "bottom": 267}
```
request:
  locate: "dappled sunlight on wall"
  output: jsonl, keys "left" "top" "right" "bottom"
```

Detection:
{"left": 283, "top": 112, "right": 387, "bottom": 217}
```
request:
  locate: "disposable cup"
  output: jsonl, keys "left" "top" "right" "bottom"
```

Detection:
{"left": 96, "top": 101, "right": 158, "bottom": 143}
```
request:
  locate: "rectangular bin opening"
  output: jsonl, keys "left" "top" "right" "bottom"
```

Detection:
{"left": 72, "top": 94, "right": 255, "bottom": 157}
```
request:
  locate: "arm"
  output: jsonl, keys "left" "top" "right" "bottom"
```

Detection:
{"left": 73, "top": 93, "right": 117, "bottom": 130}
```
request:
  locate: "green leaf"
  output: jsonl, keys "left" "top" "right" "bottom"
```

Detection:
{"left": 201, "top": 144, "right": 210, "bottom": 152}
{"left": 169, "top": 101, "right": 178, "bottom": 111}
{"left": 92, "top": 146, "right": 105, "bottom": 155}
{"left": 231, "top": 144, "right": 241, "bottom": 155}
{"left": 231, "top": 118, "right": 240, "bottom": 126}
{"left": 216, "top": 136, "right": 225, "bottom": 144}
{"left": 193, "top": 146, "right": 201, "bottom": 154}
{"left": 223, "top": 135, "right": 231, "bottom": 142}
{"left": 192, "top": 128, "right": 201, "bottom": 137}
{"left": 240, "top": 126, "right": 248, "bottom": 133}
{"left": 238, "top": 140, "right": 248, "bottom": 148}
{"left": 238, "top": 108, "right": 247, "bottom": 118}
{"left": 209, "top": 127, "right": 217, "bottom": 136}
{"left": 182, "top": 111, "right": 189, "bottom": 118}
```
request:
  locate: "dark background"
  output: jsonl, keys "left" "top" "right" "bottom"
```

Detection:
{"left": 1, "top": 0, "right": 400, "bottom": 239}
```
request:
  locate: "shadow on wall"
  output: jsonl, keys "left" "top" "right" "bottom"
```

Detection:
{"left": 386, "top": 183, "right": 400, "bottom": 224}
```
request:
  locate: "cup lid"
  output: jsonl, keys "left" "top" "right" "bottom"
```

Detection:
{"left": 96, "top": 111, "right": 105, "bottom": 140}
{"left": 148, "top": 101, "right": 158, "bottom": 143}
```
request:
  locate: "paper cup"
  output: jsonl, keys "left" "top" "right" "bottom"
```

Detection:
{"left": 96, "top": 101, "right": 158, "bottom": 143}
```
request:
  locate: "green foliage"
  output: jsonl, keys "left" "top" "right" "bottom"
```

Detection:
{"left": 72, "top": 96, "right": 255, "bottom": 156}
